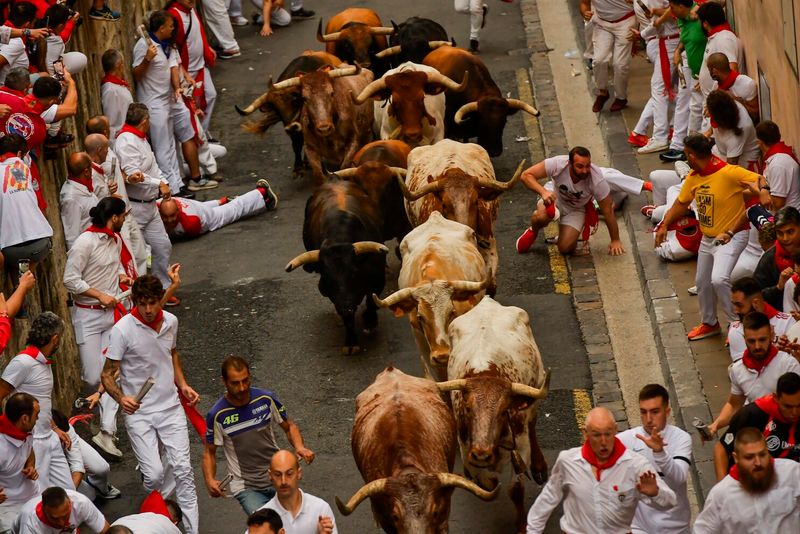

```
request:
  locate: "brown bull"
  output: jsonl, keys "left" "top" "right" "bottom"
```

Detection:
{"left": 317, "top": 8, "right": 394, "bottom": 76}
{"left": 336, "top": 366, "right": 498, "bottom": 533}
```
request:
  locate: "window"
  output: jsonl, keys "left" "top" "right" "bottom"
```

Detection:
{"left": 784, "top": 0, "right": 799, "bottom": 76}
{"left": 758, "top": 67, "right": 772, "bottom": 120}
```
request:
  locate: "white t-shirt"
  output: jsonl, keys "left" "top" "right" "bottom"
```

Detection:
{"left": 0, "top": 432, "right": 39, "bottom": 505}
{"left": 544, "top": 155, "right": 611, "bottom": 210}
{"left": 106, "top": 311, "right": 180, "bottom": 415}
{"left": 115, "top": 131, "right": 166, "bottom": 200}
{"left": 15, "top": 490, "right": 106, "bottom": 534}
{"left": 59, "top": 179, "right": 98, "bottom": 250}
{"left": 728, "top": 306, "right": 796, "bottom": 361}
{"left": 728, "top": 351, "right": 800, "bottom": 400}
{"left": 253, "top": 491, "right": 338, "bottom": 534}
{"left": 0, "top": 157, "right": 53, "bottom": 249}
{"left": 0, "top": 37, "right": 29, "bottom": 85}
{"left": 712, "top": 101, "right": 760, "bottom": 165}
{"left": 175, "top": 8, "right": 205, "bottom": 73}
{"left": 132, "top": 38, "right": 178, "bottom": 106}
{"left": 592, "top": 0, "right": 633, "bottom": 23}
{"left": 699, "top": 30, "right": 742, "bottom": 96}
{"left": 1, "top": 350, "right": 53, "bottom": 438}
{"left": 101, "top": 81, "right": 133, "bottom": 141}
{"left": 63, "top": 230, "right": 125, "bottom": 306}
{"left": 112, "top": 512, "right": 181, "bottom": 533}
{"left": 766, "top": 152, "right": 800, "bottom": 209}
{"left": 727, "top": 74, "right": 757, "bottom": 103}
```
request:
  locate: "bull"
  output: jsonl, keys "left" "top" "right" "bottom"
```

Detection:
{"left": 331, "top": 140, "right": 412, "bottom": 246}
{"left": 437, "top": 297, "right": 551, "bottom": 534}
{"left": 398, "top": 139, "right": 524, "bottom": 293}
{"left": 285, "top": 180, "right": 388, "bottom": 354}
{"left": 353, "top": 62, "right": 468, "bottom": 147}
{"left": 336, "top": 366, "right": 498, "bottom": 533}
{"left": 378, "top": 16, "right": 453, "bottom": 65}
{"left": 317, "top": 8, "right": 394, "bottom": 76}
{"left": 235, "top": 51, "right": 340, "bottom": 177}
{"left": 423, "top": 46, "right": 539, "bottom": 157}
{"left": 271, "top": 66, "right": 374, "bottom": 184}
{"left": 373, "top": 212, "right": 490, "bottom": 379}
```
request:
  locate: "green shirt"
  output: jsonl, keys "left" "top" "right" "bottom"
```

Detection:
{"left": 677, "top": 8, "right": 707, "bottom": 76}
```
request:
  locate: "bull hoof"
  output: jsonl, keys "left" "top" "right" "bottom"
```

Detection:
{"left": 342, "top": 345, "right": 361, "bottom": 355}
{"left": 292, "top": 168, "right": 305, "bottom": 179}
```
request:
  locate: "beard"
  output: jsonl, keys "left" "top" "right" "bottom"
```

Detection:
{"left": 739, "top": 461, "right": 775, "bottom": 494}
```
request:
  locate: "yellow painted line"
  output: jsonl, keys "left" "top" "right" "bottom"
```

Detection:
{"left": 572, "top": 388, "right": 592, "bottom": 430}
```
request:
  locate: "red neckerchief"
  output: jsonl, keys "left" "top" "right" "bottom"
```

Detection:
{"left": 764, "top": 141, "right": 800, "bottom": 166}
{"left": 117, "top": 124, "right": 147, "bottom": 139}
{"left": 581, "top": 437, "right": 626, "bottom": 481}
{"left": 763, "top": 303, "right": 779, "bottom": 319}
{"left": 582, "top": 200, "right": 599, "bottom": 243}
{"left": 91, "top": 162, "right": 104, "bottom": 175}
{"left": 167, "top": 2, "right": 216, "bottom": 69}
{"left": 741, "top": 345, "right": 779, "bottom": 375}
{"left": 0, "top": 413, "right": 30, "bottom": 441}
{"left": 68, "top": 174, "right": 93, "bottom": 193}
{"left": 707, "top": 22, "right": 733, "bottom": 38}
{"left": 101, "top": 74, "right": 129, "bottom": 88}
{"left": 139, "top": 490, "right": 172, "bottom": 519}
{"left": 775, "top": 240, "right": 794, "bottom": 272}
{"left": 658, "top": 39, "right": 675, "bottom": 101}
{"left": 131, "top": 306, "right": 164, "bottom": 332}
{"left": 35, "top": 501, "right": 72, "bottom": 529}
{"left": 0, "top": 87, "right": 25, "bottom": 98}
{"left": 19, "top": 345, "right": 52, "bottom": 365}
{"left": 22, "top": 94, "right": 46, "bottom": 114}
{"left": 691, "top": 156, "right": 727, "bottom": 177}
{"left": 718, "top": 70, "right": 739, "bottom": 91}
{"left": 0, "top": 151, "right": 17, "bottom": 162}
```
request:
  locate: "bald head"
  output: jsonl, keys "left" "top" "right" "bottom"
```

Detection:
{"left": 707, "top": 52, "right": 731, "bottom": 74}
{"left": 583, "top": 407, "right": 618, "bottom": 461}
{"left": 270, "top": 450, "right": 300, "bottom": 472}
{"left": 84, "top": 134, "right": 109, "bottom": 162}
{"left": 158, "top": 198, "right": 180, "bottom": 231}
{"left": 86, "top": 115, "right": 110, "bottom": 137}
{"left": 585, "top": 407, "right": 617, "bottom": 431}
{"left": 67, "top": 152, "right": 92, "bottom": 178}
{"left": 269, "top": 450, "right": 302, "bottom": 501}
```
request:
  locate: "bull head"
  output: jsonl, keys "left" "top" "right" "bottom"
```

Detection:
{"left": 317, "top": 19, "right": 395, "bottom": 43}
{"left": 436, "top": 369, "right": 551, "bottom": 400}
{"left": 353, "top": 70, "right": 468, "bottom": 104}
{"left": 285, "top": 241, "right": 389, "bottom": 272}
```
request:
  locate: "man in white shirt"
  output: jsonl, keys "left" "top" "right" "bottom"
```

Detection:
{"left": 0, "top": 3, "right": 36, "bottom": 85}
{"left": 252, "top": 450, "right": 336, "bottom": 534}
{"left": 59, "top": 153, "right": 102, "bottom": 250}
{"left": 0, "top": 393, "right": 40, "bottom": 532}
{"left": 697, "top": 2, "right": 742, "bottom": 99}
{"left": 101, "top": 274, "right": 201, "bottom": 534}
{"left": 707, "top": 311, "right": 800, "bottom": 437}
{"left": 617, "top": 384, "right": 691, "bottom": 534}
{"left": 706, "top": 53, "right": 758, "bottom": 123}
{"left": 14, "top": 487, "right": 109, "bottom": 534}
{"left": 695, "top": 427, "right": 800, "bottom": 533}
{"left": 728, "top": 277, "right": 796, "bottom": 361}
{"left": 757, "top": 121, "right": 800, "bottom": 211}
{"left": 100, "top": 49, "right": 134, "bottom": 143}
{"left": 526, "top": 407, "right": 676, "bottom": 534}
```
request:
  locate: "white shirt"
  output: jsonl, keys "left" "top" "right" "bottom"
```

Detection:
{"left": 712, "top": 102, "right": 760, "bottom": 164}
{"left": 132, "top": 37, "right": 178, "bottom": 106}
{"left": 699, "top": 30, "right": 743, "bottom": 96}
{"left": 254, "top": 491, "right": 338, "bottom": 534}
{"left": 112, "top": 512, "right": 181, "bottom": 533}
{"left": 526, "top": 446, "right": 677, "bottom": 534}
{"left": 0, "top": 156, "right": 53, "bottom": 249}
{"left": 766, "top": 152, "right": 800, "bottom": 209}
{"left": 101, "top": 81, "right": 133, "bottom": 142}
{"left": 0, "top": 37, "right": 28, "bottom": 85}
{"left": 728, "top": 308, "right": 796, "bottom": 361}
{"left": 694, "top": 459, "right": 800, "bottom": 534}
{"left": 617, "top": 425, "right": 692, "bottom": 534}
{"left": 544, "top": 155, "right": 611, "bottom": 210}
{"left": 726, "top": 74, "right": 758, "bottom": 103}
{"left": 115, "top": 130, "right": 166, "bottom": 201}
{"left": 59, "top": 179, "right": 98, "bottom": 250}
{"left": 106, "top": 311, "right": 180, "bottom": 415}
{"left": 728, "top": 351, "right": 800, "bottom": 400}
{"left": 15, "top": 489, "right": 106, "bottom": 534}
{"left": 0, "top": 26, "right": 12, "bottom": 45}
{"left": 63, "top": 231, "right": 125, "bottom": 306}
{"left": 0, "top": 431, "right": 38, "bottom": 505}
{"left": 592, "top": 0, "right": 633, "bottom": 23}
{"left": 1, "top": 350, "right": 53, "bottom": 438}
{"left": 174, "top": 8, "right": 205, "bottom": 73}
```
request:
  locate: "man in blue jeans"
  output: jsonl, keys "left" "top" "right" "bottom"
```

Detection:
{"left": 203, "top": 356, "right": 315, "bottom": 514}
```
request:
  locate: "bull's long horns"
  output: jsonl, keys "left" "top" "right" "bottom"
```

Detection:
{"left": 235, "top": 89, "right": 271, "bottom": 116}
{"left": 375, "top": 45, "right": 401, "bottom": 59}
{"left": 332, "top": 168, "right": 358, "bottom": 179}
{"left": 435, "top": 379, "right": 467, "bottom": 392}
{"left": 370, "top": 26, "right": 396, "bottom": 36}
{"left": 329, "top": 65, "right": 360, "bottom": 79}
{"left": 335, "top": 478, "right": 388, "bottom": 515}
{"left": 476, "top": 159, "right": 526, "bottom": 191}
{"left": 454, "top": 101, "right": 479, "bottom": 124}
{"left": 396, "top": 174, "right": 444, "bottom": 201}
{"left": 427, "top": 70, "right": 469, "bottom": 92}
{"left": 353, "top": 241, "right": 390, "bottom": 255}
{"left": 316, "top": 19, "right": 342, "bottom": 42}
{"left": 373, "top": 287, "right": 415, "bottom": 309}
{"left": 436, "top": 473, "right": 500, "bottom": 501}
{"left": 449, "top": 269, "right": 493, "bottom": 294}
{"left": 506, "top": 98, "right": 540, "bottom": 117}
{"left": 353, "top": 77, "right": 388, "bottom": 104}
{"left": 271, "top": 76, "right": 302, "bottom": 90}
{"left": 510, "top": 368, "right": 552, "bottom": 400}
{"left": 285, "top": 250, "right": 320, "bottom": 272}
{"left": 428, "top": 40, "right": 453, "bottom": 49}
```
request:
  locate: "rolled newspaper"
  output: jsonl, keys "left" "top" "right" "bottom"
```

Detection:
{"left": 134, "top": 376, "right": 156, "bottom": 403}
{"left": 117, "top": 289, "right": 132, "bottom": 301}
{"left": 218, "top": 473, "right": 234, "bottom": 491}
{"left": 138, "top": 25, "right": 152, "bottom": 46}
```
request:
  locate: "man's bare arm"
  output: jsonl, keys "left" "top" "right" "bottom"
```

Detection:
{"left": 100, "top": 359, "right": 124, "bottom": 403}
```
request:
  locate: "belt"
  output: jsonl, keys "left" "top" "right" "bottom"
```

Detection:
{"left": 660, "top": 33, "right": 680, "bottom": 40}
{"left": 74, "top": 302, "right": 106, "bottom": 310}
{"left": 599, "top": 11, "right": 635, "bottom": 23}
{"left": 128, "top": 196, "right": 158, "bottom": 203}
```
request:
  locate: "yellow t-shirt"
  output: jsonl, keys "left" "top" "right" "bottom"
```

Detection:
{"left": 677, "top": 163, "right": 759, "bottom": 237}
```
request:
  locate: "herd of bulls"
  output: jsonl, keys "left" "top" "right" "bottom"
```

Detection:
{"left": 236, "top": 8, "right": 550, "bottom": 533}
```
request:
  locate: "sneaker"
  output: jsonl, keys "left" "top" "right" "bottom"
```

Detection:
{"left": 218, "top": 49, "right": 241, "bottom": 60}
{"left": 640, "top": 204, "right": 655, "bottom": 218}
{"left": 609, "top": 98, "right": 628, "bottom": 112}
{"left": 257, "top": 179, "right": 279, "bottom": 211}
{"left": 96, "top": 484, "right": 122, "bottom": 500}
{"left": 469, "top": 39, "right": 480, "bottom": 53}
{"left": 175, "top": 186, "right": 196, "bottom": 199}
{"left": 230, "top": 15, "right": 249, "bottom": 26}
{"left": 290, "top": 8, "right": 316, "bottom": 19}
{"left": 660, "top": 149, "right": 687, "bottom": 162}
{"left": 187, "top": 177, "right": 219, "bottom": 191}
{"left": 165, "top": 296, "right": 181, "bottom": 307}
{"left": 481, "top": 4, "right": 488, "bottom": 28}
{"left": 687, "top": 322, "right": 721, "bottom": 341}
{"left": 92, "top": 431, "right": 122, "bottom": 458}
{"left": 89, "top": 5, "right": 120, "bottom": 21}
{"left": 592, "top": 93, "right": 610, "bottom": 113}
{"left": 687, "top": 285, "right": 698, "bottom": 295}
{"left": 627, "top": 132, "right": 649, "bottom": 147}
{"left": 674, "top": 160, "right": 691, "bottom": 180}
{"left": 516, "top": 227, "right": 537, "bottom": 254}
{"left": 638, "top": 139, "right": 670, "bottom": 154}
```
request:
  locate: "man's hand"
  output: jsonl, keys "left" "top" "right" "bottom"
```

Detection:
{"left": 181, "top": 385, "right": 200, "bottom": 406}
{"left": 120, "top": 395, "right": 141, "bottom": 415}
{"left": 62, "top": 67, "right": 74, "bottom": 85}
{"left": 119, "top": 274, "right": 135, "bottom": 287}
{"left": 97, "top": 293, "right": 118, "bottom": 309}
{"left": 760, "top": 188, "right": 773, "bottom": 210}
{"left": 540, "top": 190, "right": 556, "bottom": 206}
{"left": 127, "top": 171, "right": 145, "bottom": 184}
{"left": 636, "top": 429, "right": 666, "bottom": 453}
{"left": 627, "top": 28, "right": 641, "bottom": 42}
{"left": 159, "top": 182, "right": 172, "bottom": 198}
{"left": 55, "top": 428, "right": 72, "bottom": 450}
{"left": 608, "top": 240, "right": 625, "bottom": 256}
{"left": 317, "top": 516, "right": 334, "bottom": 534}
{"left": 21, "top": 465, "right": 38, "bottom": 480}
{"left": 145, "top": 44, "right": 158, "bottom": 62}
{"left": 636, "top": 471, "right": 659, "bottom": 497}
{"left": 778, "top": 266, "right": 794, "bottom": 290}
{"left": 260, "top": 23, "right": 274, "bottom": 37}
{"left": 654, "top": 224, "right": 668, "bottom": 247}
{"left": 206, "top": 479, "right": 224, "bottom": 498}
{"left": 297, "top": 447, "right": 316, "bottom": 464}
{"left": 86, "top": 391, "right": 102, "bottom": 410}
{"left": 28, "top": 28, "right": 51, "bottom": 40}
{"left": 107, "top": 180, "right": 118, "bottom": 196}
{"left": 167, "top": 264, "right": 182, "bottom": 286}
{"left": 19, "top": 270, "right": 35, "bottom": 292}
{"left": 713, "top": 232, "right": 731, "bottom": 246}
{"left": 580, "top": 7, "right": 593, "bottom": 20}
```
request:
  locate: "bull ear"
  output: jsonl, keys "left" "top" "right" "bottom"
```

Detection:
{"left": 477, "top": 187, "right": 505, "bottom": 201}
{"left": 371, "top": 87, "right": 392, "bottom": 101}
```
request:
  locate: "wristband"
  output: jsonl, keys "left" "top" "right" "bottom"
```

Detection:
{"left": 726, "top": 230, "right": 735, "bottom": 238}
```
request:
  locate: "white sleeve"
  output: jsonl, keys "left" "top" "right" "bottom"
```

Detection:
{"left": 637, "top": 459, "right": 677, "bottom": 510}
{"left": 63, "top": 239, "right": 92, "bottom": 295}
{"left": 728, "top": 325, "right": 745, "bottom": 361}
{"left": 132, "top": 39, "right": 146, "bottom": 68}
{"left": 106, "top": 324, "right": 127, "bottom": 362}
{"left": 719, "top": 35, "right": 740, "bottom": 64}
{"left": 74, "top": 493, "right": 107, "bottom": 532}
{"left": 0, "top": 26, "right": 10, "bottom": 45}
{"left": 322, "top": 501, "right": 338, "bottom": 534}
{"left": 0, "top": 357, "right": 29, "bottom": 388}
{"left": 526, "top": 454, "right": 565, "bottom": 533}
{"left": 766, "top": 160, "right": 795, "bottom": 199}
{"left": 64, "top": 427, "right": 85, "bottom": 474}
{"left": 739, "top": 77, "right": 757, "bottom": 100}
{"left": 59, "top": 197, "right": 84, "bottom": 251}
{"left": 115, "top": 137, "right": 142, "bottom": 177}
{"left": 651, "top": 431, "right": 692, "bottom": 488}
{"left": 784, "top": 280, "right": 798, "bottom": 313}
{"left": 40, "top": 104, "right": 58, "bottom": 124}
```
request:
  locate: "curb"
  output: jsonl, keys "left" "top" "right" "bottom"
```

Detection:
{"left": 521, "top": 0, "right": 629, "bottom": 430}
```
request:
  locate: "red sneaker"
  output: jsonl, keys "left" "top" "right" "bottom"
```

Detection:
{"left": 627, "top": 132, "right": 649, "bottom": 147}
{"left": 687, "top": 323, "right": 721, "bottom": 341}
{"left": 165, "top": 296, "right": 181, "bottom": 307}
{"left": 516, "top": 227, "right": 537, "bottom": 254}
{"left": 640, "top": 204, "right": 655, "bottom": 218}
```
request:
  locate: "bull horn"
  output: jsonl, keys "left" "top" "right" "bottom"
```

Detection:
{"left": 285, "top": 250, "right": 320, "bottom": 272}
{"left": 284, "top": 121, "right": 302, "bottom": 133}
{"left": 506, "top": 98, "right": 540, "bottom": 117}
{"left": 387, "top": 124, "right": 403, "bottom": 140}
{"left": 396, "top": 174, "right": 444, "bottom": 201}
{"left": 328, "top": 66, "right": 360, "bottom": 79}
{"left": 436, "top": 473, "right": 500, "bottom": 501}
{"left": 353, "top": 77, "right": 389, "bottom": 104}
{"left": 316, "top": 19, "right": 342, "bottom": 42}
{"left": 271, "top": 76, "right": 302, "bottom": 90}
{"left": 332, "top": 168, "right": 359, "bottom": 179}
{"left": 477, "top": 159, "right": 526, "bottom": 191}
{"left": 426, "top": 70, "right": 469, "bottom": 92}
{"left": 372, "top": 288, "right": 414, "bottom": 308}
{"left": 454, "top": 101, "right": 479, "bottom": 124}
{"left": 352, "top": 241, "right": 389, "bottom": 255}
{"left": 370, "top": 26, "right": 396, "bottom": 36}
{"left": 435, "top": 379, "right": 467, "bottom": 392}
{"left": 510, "top": 368, "right": 552, "bottom": 400}
{"left": 388, "top": 167, "right": 407, "bottom": 178}
{"left": 449, "top": 269, "right": 493, "bottom": 293}
{"left": 335, "top": 478, "right": 389, "bottom": 515}
{"left": 428, "top": 40, "right": 453, "bottom": 49}
{"left": 235, "top": 89, "right": 271, "bottom": 116}
{"left": 375, "top": 45, "right": 402, "bottom": 59}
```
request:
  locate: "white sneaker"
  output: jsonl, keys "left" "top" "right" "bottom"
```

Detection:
{"left": 92, "top": 431, "right": 122, "bottom": 458}
{"left": 674, "top": 160, "right": 692, "bottom": 180}
{"left": 96, "top": 484, "right": 122, "bottom": 500}
{"left": 637, "top": 139, "right": 670, "bottom": 154}
{"left": 687, "top": 285, "right": 698, "bottom": 295}
{"left": 230, "top": 15, "right": 249, "bottom": 26}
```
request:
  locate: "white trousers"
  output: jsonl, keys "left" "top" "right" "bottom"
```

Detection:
{"left": 202, "top": 0, "right": 239, "bottom": 51}
{"left": 131, "top": 202, "right": 172, "bottom": 289}
{"left": 730, "top": 227, "right": 764, "bottom": 281}
{"left": 645, "top": 37, "right": 679, "bottom": 141}
{"left": 669, "top": 58, "right": 704, "bottom": 151}
{"left": 75, "top": 432, "right": 111, "bottom": 496}
{"left": 70, "top": 306, "right": 119, "bottom": 434}
{"left": 33, "top": 432, "right": 73, "bottom": 491}
{"left": 592, "top": 16, "right": 637, "bottom": 99}
{"left": 145, "top": 103, "right": 183, "bottom": 194}
{"left": 697, "top": 232, "right": 749, "bottom": 325}
{"left": 632, "top": 39, "right": 660, "bottom": 136}
{"left": 205, "top": 189, "right": 266, "bottom": 232}
{"left": 583, "top": 20, "right": 594, "bottom": 59}
{"left": 122, "top": 216, "right": 148, "bottom": 277}
{"left": 192, "top": 67, "right": 217, "bottom": 132}
{"left": 603, "top": 168, "right": 644, "bottom": 208}
{"left": 126, "top": 404, "right": 198, "bottom": 534}
{"left": 652, "top": 183, "right": 683, "bottom": 224}
{"left": 650, "top": 169, "right": 682, "bottom": 206}
{"left": 0, "top": 502, "right": 23, "bottom": 532}
{"left": 454, "top": 0, "right": 484, "bottom": 41}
